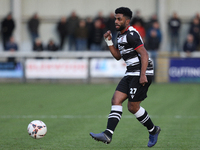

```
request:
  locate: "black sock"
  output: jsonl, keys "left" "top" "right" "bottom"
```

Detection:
{"left": 134, "top": 106, "right": 157, "bottom": 134}
{"left": 104, "top": 105, "right": 122, "bottom": 138}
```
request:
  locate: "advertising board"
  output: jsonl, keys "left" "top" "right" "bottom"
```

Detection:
{"left": 90, "top": 58, "right": 126, "bottom": 77}
{"left": 169, "top": 58, "right": 200, "bottom": 82}
{"left": 0, "top": 62, "right": 23, "bottom": 78}
{"left": 25, "top": 59, "right": 88, "bottom": 79}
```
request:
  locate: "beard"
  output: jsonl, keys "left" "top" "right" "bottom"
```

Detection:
{"left": 116, "top": 23, "right": 126, "bottom": 31}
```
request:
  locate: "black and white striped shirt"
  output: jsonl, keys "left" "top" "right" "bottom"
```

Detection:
{"left": 116, "top": 26, "right": 154, "bottom": 76}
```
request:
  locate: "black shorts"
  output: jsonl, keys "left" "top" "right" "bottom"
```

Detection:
{"left": 116, "top": 76, "right": 152, "bottom": 102}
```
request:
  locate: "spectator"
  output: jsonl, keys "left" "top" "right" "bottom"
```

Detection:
{"left": 33, "top": 38, "right": 43, "bottom": 52}
{"left": 194, "top": 13, "right": 200, "bottom": 32}
{"left": 5, "top": 36, "right": 18, "bottom": 51}
{"left": 106, "top": 12, "right": 117, "bottom": 45}
{"left": 75, "top": 19, "right": 88, "bottom": 51}
{"left": 130, "top": 10, "right": 145, "bottom": 27}
{"left": 67, "top": 11, "right": 79, "bottom": 50}
{"left": 33, "top": 38, "right": 43, "bottom": 59}
{"left": 57, "top": 16, "right": 68, "bottom": 50}
{"left": 168, "top": 12, "right": 181, "bottom": 52}
{"left": 145, "top": 13, "right": 158, "bottom": 31}
{"left": 195, "top": 12, "right": 200, "bottom": 20}
{"left": 146, "top": 21, "right": 161, "bottom": 81}
{"left": 146, "top": 21, "right": 162, "bottom": 45}
{"left": 94, "top": 11, "right": 106, "bottom": 29}
{"left": 146, "top": 29, "right": 161, "bottom": 81}
{"left": 1, "top": 13, "right": 15, "bottom": 50}
{"left": 183, "top": 34, "right": 196, "bottom": 57}
{"left": 133, "top": 21, "right": 146, "bottom": 42}
{"left": 5, "top": 36, "right": 18, "bottom": 63}
{"left": 46, "top": 39, "right": 58, "bottom": 51}
{"left": 89, "top": 19, "right": 104, "bottom": 51}
{"left": 191, "top": 12, "right": 200, "bottom": 25}
{"left": 189, "top": 17, "right": 200, "bottom": 50}
{"left": 146, "top": 30, "right": 161, "bottom": 51}
{"left": 28, "top": 13, "right": 40, "bottom": 44}
{"left": 86, "top": 16, "right": 94, "bottom": 50}
{"left": 93, "top": 11, "right": 106, "bottom": 50}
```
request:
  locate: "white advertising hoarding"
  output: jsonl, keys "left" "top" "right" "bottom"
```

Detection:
{"left": 25, "top": 59, "right": 88, "bottom": 79}
{"left": 90, "top": 58, "right": 126, "bottom": 77}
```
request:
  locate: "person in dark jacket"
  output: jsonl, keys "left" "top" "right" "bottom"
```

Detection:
{"left": 33, "top": 38, "right": 43, "bottom": 52}
{"left": 5, "top": 36, "right": 18, "bottom": 63}
{"left": 146, "top": 30, "right": 160, "bottom": 51}
{"left": 146, "top": 21, "right": 162, "bottom": 48}
{"left": 66, "top": 11, "right": 79, "bottom": 50}
{"left": 57, "top": 16, "right": 68, "bottom": 50}
{"left": 75, "top": 19, "right": 88, "bottom": 51}
{"left": 146, "top": 29, "right": 160, "bottom": 81}
{"left": 86, "top": 17, "right": 93, "bottom": 49}
{"left": 189, "top": 17, "right": 200, "bottom": 50}
{"left": 106, "top": 12, "right": 117, "bottom": 45}
{"left": 1, "top": 13, "right": 15, "bottom": 50}
{"left": 28, "top": 13, "right": 40, "bottom": 44}
{"left": 33, "top": 38, "right": 43, "bottom": 59}
{"left": 46, "top": 39, "right": 58, "bottom": 51}
{"left": 168, "top": 12, "right": 181, "bottom": 52}
{"left": 183, "top": 34, "right": 196, "bottom": 57}
{"left": 89, "top": 19, "right": 104, "bottom": 51}
{"left": 145, "top": 14, "right": 158, "bottom": 32}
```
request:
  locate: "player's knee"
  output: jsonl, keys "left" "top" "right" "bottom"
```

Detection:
{"left": 128, "top": 105, "right": 135, "bottom": 114}
{"left": 111, "top": 97, "right": 117, "bottom": 105}
{"left": 111, "top": 91, "right": 127, "bottom": 105}
{"left": 111, "top": 97, "right": 121, "bottom": 105}
{"left": 128, "top": 104, "right": 140, "bottom": 114}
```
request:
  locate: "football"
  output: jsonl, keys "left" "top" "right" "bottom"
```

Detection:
{"left": 27, "top": 120, "right": 47, "bottom": 139}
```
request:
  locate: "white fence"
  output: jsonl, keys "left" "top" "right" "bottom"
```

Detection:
{"left": 0, "top": 51, "right": 122, "bottom": 83}
{"left": 1, "top": 51, "right": 200, "bottom": 83}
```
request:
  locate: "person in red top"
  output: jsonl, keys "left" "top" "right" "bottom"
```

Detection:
{"left": 133, "top": 21, "right": 146, "bottom": 42}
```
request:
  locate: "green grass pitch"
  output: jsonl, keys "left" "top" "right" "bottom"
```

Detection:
{"left": 0, "top": 83, "right": 200, "bottom": 150}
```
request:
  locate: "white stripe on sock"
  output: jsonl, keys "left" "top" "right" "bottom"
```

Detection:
{"left": 109, "top": 112, "right": 122, "bottom": 118}
{"left": 108, "top": 115, "right": 121, "bottom": 121}
{"left": 106, "top": 129, "right": 114, "bottom": 134}
{"left": 141, "top": 115, "right": 150, "bottom": 123}
{"left": 148, "top": 126, "right": 155, "bottom": 132}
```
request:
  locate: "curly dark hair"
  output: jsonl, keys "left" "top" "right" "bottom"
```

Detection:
{"left": 115, "top": 7, "right": 132, "bottom": 19}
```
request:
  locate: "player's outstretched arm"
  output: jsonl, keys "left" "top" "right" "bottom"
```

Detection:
{"left": 104, "top": 30, "right": 121, "bottom": 60}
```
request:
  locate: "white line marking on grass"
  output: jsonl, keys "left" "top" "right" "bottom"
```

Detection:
{"left": 0, "top": 115, "right": 108, "bottom": 119}
{"left": 0, "top": 115, "right": 199, "bottom": 119}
